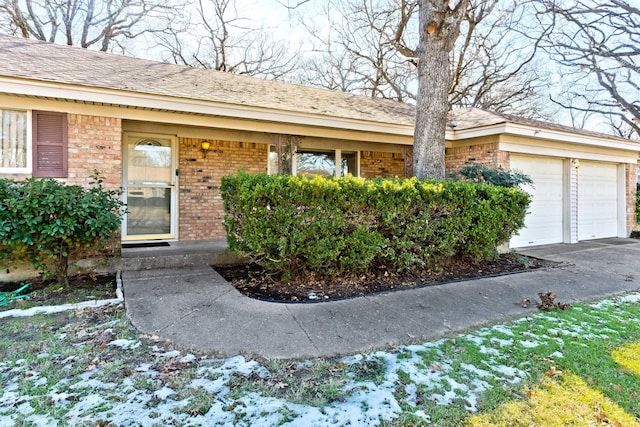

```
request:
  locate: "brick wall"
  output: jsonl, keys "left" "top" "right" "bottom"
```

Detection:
{"left": 445, "top": 142, "right": 509, "bottom": 175}
{"left": 66, "top": 114, "right": 122, "bottom": 190}
{"left": 360, "top": 151, "right": 407, "bottom": 178}
{"left": 179, "top": 138, "right": 268, "bottom": 240}
{"left": 626, "top": 163, "right": 638, "bottom": 233}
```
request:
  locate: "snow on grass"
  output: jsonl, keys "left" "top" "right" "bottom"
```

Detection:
{"left": 1, "top": 291, "right": 639, "bottom": 426}
{"left": 108, "top": 338, "right": 141, "bottom": 349}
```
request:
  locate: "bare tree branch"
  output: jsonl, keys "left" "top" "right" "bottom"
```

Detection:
{"left": 537, "top": 0, "right": 640, "bottom": 138}
{"left": 0, "top": 0, "right": 172, "bottom": 52}
{"left": 153, "top": 0, "right": 301, "bottom": 80}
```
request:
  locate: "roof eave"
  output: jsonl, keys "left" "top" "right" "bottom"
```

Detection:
{"left": 0, "top": 76, "right": 415, "bottom": 137}
{"left": 450, "top": 121, "right": 639, "bottom": 152}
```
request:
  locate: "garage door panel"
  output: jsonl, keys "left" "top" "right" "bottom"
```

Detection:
{"left": 578, "top": 162, "right": 617, "bottom": 240}
{"left": 510, "top": 156, "right": 564, "bottom": 248}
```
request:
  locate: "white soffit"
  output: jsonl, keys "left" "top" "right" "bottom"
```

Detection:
{"left": 500, "top": 142, "right": 635, "bottom": 164}
{"left": 0, "top": 77, "right": 415, "bottom": 137}
{"left": 451, "top": 122, "right": 639, "bottom": 154}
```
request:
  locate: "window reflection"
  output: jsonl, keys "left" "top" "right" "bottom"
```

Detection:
{"left": 297, "top": 150, "right": 335, "bottom": 177}
{"left": 267, "top": 147, "right": 359, "bottom": 177}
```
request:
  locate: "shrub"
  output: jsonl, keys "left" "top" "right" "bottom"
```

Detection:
{"left": 0, "top": 173, "right": 124, "bottom": 284}
{"left": 452, "top": 163, "right": 533, "bottom": 188}
{"left": 221, "top": 173, "right": 530, "bottom": 278}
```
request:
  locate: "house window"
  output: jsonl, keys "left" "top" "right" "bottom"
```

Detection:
{"left": 268, "top": 146, "right": 359, "bottom": 177}
{"left": 297, "top": 150, "right": 336, "bottom": 177}
{"left": 0, "top": 109, "right": 29, "bottom": 172}
{"left": 340, "top": 151, "right": 358, "bottom": 176}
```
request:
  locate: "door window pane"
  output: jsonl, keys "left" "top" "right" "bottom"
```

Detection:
{"left": 126, "top": 187, "right": 171, "bottom": 235}
{"left": 297, "top": 150, "right": 335, "bottom": 177}
{"left": 127, "top": 139, "right": 171, "bottom": 185}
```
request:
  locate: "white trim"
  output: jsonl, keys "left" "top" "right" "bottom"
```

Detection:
{"left": 0, "top": 108, "right": 32, "bottom": 174}
{"left": 617, "top": 164, "right": 627, "bottom": 237}
{"left": 121, "top": 132, "right": 178, "bottom": 241}
{"left": 500, "top": 142, "right": 636, "bottom": 163}
{"left": 451, "top": 122, "right": 639, "bottom": 153}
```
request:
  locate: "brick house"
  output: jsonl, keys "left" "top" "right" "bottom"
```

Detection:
{"left": 0, "top": 35, "right": 637, "bottom": 250}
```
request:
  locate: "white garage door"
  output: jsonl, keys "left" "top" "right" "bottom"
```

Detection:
{"left": 578, "top": 162, "right": 618, "bottom": 240}
{"left": 510, "top": 156, "right": 564, "bottom": 248}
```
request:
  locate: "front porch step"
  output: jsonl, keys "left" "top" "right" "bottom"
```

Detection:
{"left": 120, "top": 239, "right": 247, "bottom": 271}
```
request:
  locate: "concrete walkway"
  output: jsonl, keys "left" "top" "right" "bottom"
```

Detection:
{"left": 122, "top": 238, "right": 640, "bottom": 359}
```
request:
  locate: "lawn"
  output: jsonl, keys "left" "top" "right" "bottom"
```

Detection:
{"left": 1, "top": 292, "right": 639, "bottom": 426}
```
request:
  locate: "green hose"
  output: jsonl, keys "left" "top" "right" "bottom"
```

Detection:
{"left": 0, "top": 283, "right": 30, "bottom": 307}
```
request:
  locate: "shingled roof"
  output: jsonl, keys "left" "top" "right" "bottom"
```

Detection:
{"left": 0, "top": 35, "right": 415, "bottom": 126}
{"left": 0, "top": 35, "right": 635, "bottom": 146}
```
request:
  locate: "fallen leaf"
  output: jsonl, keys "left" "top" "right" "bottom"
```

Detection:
{"left": 545, "top": 366, "right": 562, "bottom": 377}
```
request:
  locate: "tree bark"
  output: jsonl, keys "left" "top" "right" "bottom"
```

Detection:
{"left": 413, "top": 0, "right": 468, "bottom": 179}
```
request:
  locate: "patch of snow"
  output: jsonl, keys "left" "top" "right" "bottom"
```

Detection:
{"left": 135, "top": 363, "right": 153, "bottom": 372}
{"left": 157, "top": 350, "right": 181, "bottom": 358}
{"left": 180, "top": 354, "right": 197, "bottom": 363}
{"left": 404, "top": 383, "right": 417, "bottom": 406}
{"left": 489, "top": 337, "right": 513, "bottom": 347}
{"left": 415, "top": 410, "right": 430, "bottom": 421}
{"left": 0, "top": 299, "right": 122, "bottom": 319}
{"left": 520, "top": 340, "right": 539, "bottom": 348}
{"left": 618, "top": 292, "right": 640, "bottom": 303}
{"left": 153, "top": 386, "right": 175, "bottom": 400}
{"left": 477, "top": 345, "right": 500, "bottom": 356}
{"left": 108, "top": 339, "right": 141, "bottom": 349}
{"left": 49, "top": 392, "right": 73, "bottom": 404}
{"left": 491, "top": 325, "right": 515, "bottom": 336}
{"left": 482, "top": 362, "right": 524, "bottom": 381}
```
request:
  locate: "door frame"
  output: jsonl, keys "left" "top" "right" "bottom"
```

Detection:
{"left": 121, "top": 132, "right": 179, "bottom": 242}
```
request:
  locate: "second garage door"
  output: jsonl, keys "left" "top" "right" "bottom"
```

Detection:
{"left": 510, "top": 156, "right": 564, "bottom": 247}
{"left": 578, "top": 162, "right": 618, "bottom": 240}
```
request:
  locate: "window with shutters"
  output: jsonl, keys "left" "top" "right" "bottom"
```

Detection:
{"left": 0, "top": 109, "right": 30, "bottom": 173}
{"left": 32, "top": 111, "right": 67, "bottom": 178}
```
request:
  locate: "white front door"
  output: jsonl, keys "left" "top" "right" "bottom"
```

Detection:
{"left": 122, "top": 133, "right": 178, "bottom": 241}
{"left": 578, "top": 162, "right": 618, "bottom": 240}
{"left": 510, "top": 155, "right": 564, "bottom": 248}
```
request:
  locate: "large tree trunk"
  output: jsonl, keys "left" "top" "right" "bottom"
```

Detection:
{"left": 413, "top": 0, "right": 468, "bottom": 179}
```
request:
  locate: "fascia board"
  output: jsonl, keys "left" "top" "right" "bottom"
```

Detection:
{"left": 502, "top": 123, "right": 639, "bottom": 153}
{"left": 450, "top": 122, "right": 639, "bottom": 153}
{"left": 500, "top": 141, "right": 636, "bottom": 163}
{"left": 448, "top": 124, "right": 507, "bottom": 140}
{"left": 0, "top": 77, "right": 415, "bottom": 137}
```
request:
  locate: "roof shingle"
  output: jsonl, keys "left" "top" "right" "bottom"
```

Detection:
{"left": 0, "top": 35, "right": 415, "bottom": 125}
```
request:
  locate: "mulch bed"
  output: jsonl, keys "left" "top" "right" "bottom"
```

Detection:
{"left": 0, "top": 274, "right": 117, "bottom": 311}
{"left": 213, "top": 253, "right": 552, "bottom": 302}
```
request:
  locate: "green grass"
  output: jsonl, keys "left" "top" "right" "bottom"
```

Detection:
{"left": 1, "top": 295, "right": 639, "bottom": 426}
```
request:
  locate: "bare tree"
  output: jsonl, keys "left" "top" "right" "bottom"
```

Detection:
{"left": 413, "top": 0, "right": 469, "bottom": 179}
{"left": 537, "top": 0, "right": 640, "bottom": 138}
{"left": 297, "top": 0, "right": 420, "bottom": 102}
{"left": 450, "top": 0, "right": 553, "bottom": 118}
{"left": 298, "top": 0, "right": 552, "bottom": 117}
{"left": 155, "top": 0, "right": 300, "bottom": 80}
{"left": 0, "top": 0, "right": 170, "bottom": 52}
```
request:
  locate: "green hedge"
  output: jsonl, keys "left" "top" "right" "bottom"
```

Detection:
{"left": 221, "top": 173, "right": 530, "bottom": 279}
{"left": 0, "top": 175, "right": 123, "bottom": 284}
